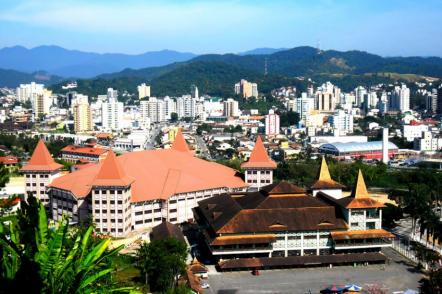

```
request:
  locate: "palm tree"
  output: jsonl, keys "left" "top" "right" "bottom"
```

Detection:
{"left": 0, "top": 195, "right": 125, "bottom": 293}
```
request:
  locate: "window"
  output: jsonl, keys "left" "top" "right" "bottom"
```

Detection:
{"left": 110, "top": 190, "right": 115, "bottom": 194}
{"left": 169, "top": 200, "right": 177, "bottom": 204}
{"left": 144, "top": 219, "right": 152, "bottom": 223}
{"left": 170, "top": 218, "right": 177, "bottom": 221}
{"left": 110, "top": 200, "right": 115, "bottom": 204}
{"left": 118, "top": 210, "right": 123, "bottom": 214}
{"left": 95, "top": 209, "right": 100, "bottom": 213}
{"left": 110, "top": 210, "right": 115, "bottom": 214}
{"left": 135, "top": 220, "right": 143, "bottom": 224}
{"left": 366, "top": 222, "right": 376, "bottom": 229}
{"left": 154, "top": 217, "right": 161, "bottom": 221}
{"left": 351, "top": 222, "right": 359, "bottom": 227}
{"left": 95, "top": 218, "right": 100, "bottom": 223}
{"left": 118, "top": 219, "right": 123, "bottom": 223}
{"left": 135, "top": 211, "right": 143, "bottom": 215}
{"left": 94, "top": 200, "right": 100, "bottom": 204}
{"left": 102, "top": 200, "right": 107, "bottom": 204}
{"left": 117, "top": 200, "right": 123, "bottom": 204}
{"left": 154, "top": 208, "right": 161, "bottom": 213}
{"left": 117, "top": 190, "right": 122, "bottom": 194}
{"left": 118, "top": 229, "right": 123, "bottom": 232}
{"left": 170, "top": 209, "right": 177, "bottom": 213}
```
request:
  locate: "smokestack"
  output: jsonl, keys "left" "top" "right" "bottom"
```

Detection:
{"left": 382, "top": 128, "right": 389, "bottom": 164}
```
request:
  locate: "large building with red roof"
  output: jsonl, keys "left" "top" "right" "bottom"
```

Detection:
{"left": 194, "top": 157, "right": 393, "bottom": 270}
{"left": 21, "top": 130, "right": 247, "bottom": 237}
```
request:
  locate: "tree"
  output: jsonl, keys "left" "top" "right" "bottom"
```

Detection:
{"left": 0, "top": 194, "right": 124, "bottom": 293}
{"left": 279, "top": 111, "right": 300, "bottom": 127}
{"left": 136, "top": 238, "right": 187, "bottom": 292}
{"left": 170, "top": 112, "right": 178, "bottom": 122}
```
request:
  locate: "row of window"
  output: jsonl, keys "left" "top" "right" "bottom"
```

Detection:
{"left": 135, "top": 208, "right": 162, "bottom": 215}
{"left": 247, "top": 179, "right": 271, "bottom": 184}
{"left": 135, "top": 217, "right": 162, "bottom": 225}
{"left": 26, "top": 174, "right": 49, "bottom": 178}
{"left": 26, "top": 183, "right": 45, "bottom": 187}
{"left": 246, "top": 170, "right": 272, "bottom": 175}
{"left": 94, "top": 200, "right": 124, "bottom": 205}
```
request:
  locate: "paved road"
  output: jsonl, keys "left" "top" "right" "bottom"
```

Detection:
{"left": 204, "top": 249, "right": 422, "bottom": 294}
{"left": 195, "top": 135, "right": 212, "bottom": 160}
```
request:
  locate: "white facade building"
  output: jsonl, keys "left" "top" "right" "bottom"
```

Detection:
{"left": 265, "top": 109, "right": 280, "bottom": 135}
{"left": 223, "top": 98, "right": 239, "bottom": 117}
{"left": 137, "top": 83, "right": 151, "bottom": 99}
{"left": 330, "top": 110, "right": 354, "bottom": 135}
{"left": 101, "top": 99, "right": 124, "bottom": 131}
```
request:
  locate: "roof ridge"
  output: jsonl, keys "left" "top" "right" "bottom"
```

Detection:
{"left": 92, "top": 150, "right": 133, "bottom": 186}
{"left": 21, "top": 139, "right": 62, "bottom": 171}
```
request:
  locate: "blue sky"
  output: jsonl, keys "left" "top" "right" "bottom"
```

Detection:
{"left": 0, "top": 0, "right": 441, "bottom": 56}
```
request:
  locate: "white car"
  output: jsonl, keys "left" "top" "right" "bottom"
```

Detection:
{"left": 201, "top": 282, "right": 210, "bottom": 289}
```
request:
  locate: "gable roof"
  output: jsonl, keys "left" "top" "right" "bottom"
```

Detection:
{"left": 21, "top": 139, "right": 63, "bottom": 172}
{"left": 171, "top": 128, "right": 191, "bottom": 153}
{"left": 261, "top": 181, "right": 305, "bottom": 195}
{"left": 241, "top": 136, "right": 277, "bottom": 169}
{"left": 91, "top": 150, "right": 134, "bottom": 187}
{"left": 310, "top": 156, "right": 345, "bottom": 190}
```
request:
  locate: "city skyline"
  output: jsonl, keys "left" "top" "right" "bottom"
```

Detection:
{"left": 0, "top": 0, "right": 441, "bottom": 57}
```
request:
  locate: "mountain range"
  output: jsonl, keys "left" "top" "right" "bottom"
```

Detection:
{"left": 1, "top": 45, "right": 442, "bottom": 96}
{"left": 0, "top": 45, "right": 197, "bottom": 78}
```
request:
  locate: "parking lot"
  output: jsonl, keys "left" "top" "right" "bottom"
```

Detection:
{"left": 204, "top": 249, "right": 423, "bottom": 294}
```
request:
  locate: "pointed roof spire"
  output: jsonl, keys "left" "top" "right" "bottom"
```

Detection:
{"left": 171, "top": 128, "right": 190, "bottom": 153}
{"left": 310, "top": 156, "right": 344, "bottom": 190}
{"left": 319, "top": 156, "right": 332, "bottom": 181}
{"left": 352, "top": 169, "right": 369, "bottom": 198}
{"left": 21, "top": 139, "right": 63, "bottom": 172}
{"left": 241, "top": 135, "right": 277, "bottom": 169}
{"left": 92, "top": 150, "right": 133, "bottom": 187}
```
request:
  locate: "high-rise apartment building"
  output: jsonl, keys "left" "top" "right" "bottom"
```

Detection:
{"left": 107, "top": 88, "right": 118, "bottom": 101}
{"left": 223, "top": 98, "right": 239, "bottom": 117}
{"left": 390, "top": 85, "right": 410, "bottom": 112}
{"left": 330, "top": 110, "right": 354, "bottom": 135}
{"left": 102, "top": 98, "right": 124, "bottom": 130}
{"left": 16, "top": 82, "right": 45, "bottom": 103}
{"left": 234, "top": 79, "right": 258, "bottom": 99}
{"left": 355, "top": 86, "right": 367, "bottom": 107}
{"left": 437, "top": 87, "right": 442, "bottom": 115}
{"left": 137, "top": 83, "right": 151, "bottom": 99}
{"left": 33, "top": 91, "right": 52, "bottom": 119}
{"left": 287, "top": 93, "right": 314, "bottom": 122}
{"left": 73, "top": 95, "right": 93, "bottom": 133}
{"left": 190, "top": 84, "right": 199, "bottom": 99}
{"left": 315, "top": 82, "right": 340, "bottom": 112}
{"left": 265, "top": 109, "right": 280, "bottom": 135}
{"left": 176, "top": 95, "right": 203, "bottom": 119}
{"left": 426, "top": 89, "right": 438, "bottom": 113}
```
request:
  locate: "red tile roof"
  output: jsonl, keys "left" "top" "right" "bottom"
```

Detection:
{"left": 49, "top": 149, "right": 246, "bottom": 201}
{"left": 171, "top": 129, "right": 191, "bottom": 153}
{"left": 241, "top": 136, "right": 277, "bottom": 169}
{"left": 61, "top": 145, "right": 108, "bottom": 156}
{"left": 0, "top": 156, "right": 18, "bottom": 165}
{"left": 20, "top": 139, "right": 63, "bottom": 172}
{"left": 91, "top": 150, "right": 134, "bottom": 187}
{"left": 331, "top": 229, "right": 394, "bottom": 240}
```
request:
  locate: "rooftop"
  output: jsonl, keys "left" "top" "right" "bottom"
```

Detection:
{"left": 61, "top": 145, "right": 108, "bottom": 156}
{"left": 319, "top": 141, "right": 398, "bottom": 153}
{"left": 50, "top": 148, "right": 246, "bottom": 201}
{"left": 241, "top": 136, "right": 277, "bottom": 169}
{"left": 20, "top": 139, "right": 63, "bottom": 172}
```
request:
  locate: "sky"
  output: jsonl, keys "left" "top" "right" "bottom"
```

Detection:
{"left": 0, "top": 0, "right": 441, "bottom": 56}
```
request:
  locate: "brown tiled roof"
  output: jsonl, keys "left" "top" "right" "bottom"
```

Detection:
{"left": 196, "top": 194, "right": 242, "bottom": 232}
{"left": 261, "top": 182, "right": 305, "bottom": 195}
{"left": 151, "top": 221, "right": 186, "bottom": 243}
{"left": 218, "top": 252, "right": 387, "bottom": 270}
{"left": 317, "top": 191, "right": 385, "bottom": 209}
{"left": 91, "top": 150, "right": 134, "bottom": 187}
{"left": 20, "top": 139, "right": 63, "bottom": 172}
{"left": 311, "top": 156, "right": 345, "bottom": 190}
{"left": 241, "top": 136, "right": 277, "bottom": 169}
{"left": 210, "top": 234, "right": 276, "bottom": 246}
{"left": 49, "top": 149, "right": 246, "bottom": 200}
{"left": 171, "top": 128, "right": 191, "bottom": 153}
{"left": 331, "top": 229, "right": 395, "bottom": 240}
{"left": 217, "top": 207, "right": 348, "bottom": 234}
